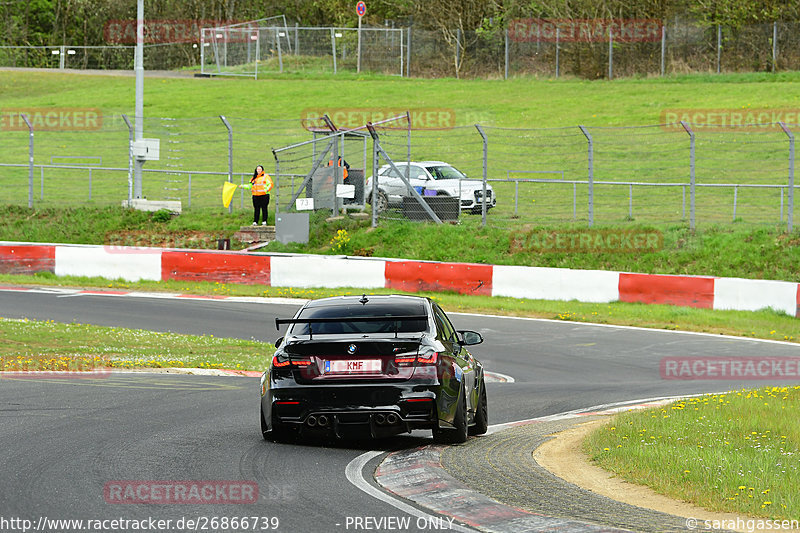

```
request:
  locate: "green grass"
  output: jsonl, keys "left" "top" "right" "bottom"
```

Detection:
{"left": 0, "top": 316, "right": 272, "bottom": 372}
{"left": 3, "top": 69, "right": 800, "bottom": 126}
{"left": 0, "top": 205, "right": 254, "bottom": 249}
{"left": 586, "top": 387, "right": 800, "bottom": 519}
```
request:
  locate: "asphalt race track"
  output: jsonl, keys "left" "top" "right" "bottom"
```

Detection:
{"left": 2, "top": 289, "right": 799, "bottom": 532}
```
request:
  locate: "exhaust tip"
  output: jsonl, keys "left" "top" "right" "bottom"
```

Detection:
{"left": 306, "top": 415, "right": 317, "bottom": 427}
{"left": 317, "top": 414, "right": 329, "bottom": 427}
{"left": 374, "top": 413, "right": 386, "bottom": 425}
{"left": 386, "top": 413, "right": 399, "bottom": 425}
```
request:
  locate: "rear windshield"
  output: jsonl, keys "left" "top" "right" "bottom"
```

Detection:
{"left": 290, "top": 301, "right": 428, "bottom": 335}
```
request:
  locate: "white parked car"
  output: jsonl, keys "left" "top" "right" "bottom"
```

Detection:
{"left": 366, "top": 161, "right": 496, "bottom": 214}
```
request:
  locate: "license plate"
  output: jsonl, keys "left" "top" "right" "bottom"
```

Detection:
{"left": 324, "top": 359, "right": 382, "bottom": 374}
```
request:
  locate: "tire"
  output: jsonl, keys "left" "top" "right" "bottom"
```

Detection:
{"left": 433, "top": 385, "right": 468, "bottom": 444}
{"left": 260, "top": 404, "right": 270, "bottom": 440}
{"left": 261, "top": 404, "right": 290, "bottom": 442}
{"left": 469, "top": 379, "right": 488, "bottom": 436}
{"left": 372, "top": 191, "right": 388, "bottom": 213}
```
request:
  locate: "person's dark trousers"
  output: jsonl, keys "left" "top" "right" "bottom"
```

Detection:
{"left": 252, "top": 194, "right": 270, "bottom": 224}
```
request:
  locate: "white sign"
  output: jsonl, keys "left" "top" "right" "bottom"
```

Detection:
{"left": 296, "top": 197, "right": 314, "bottom": 211}
{"left": 336, "top": 184, "right": 356, "bottom": 199}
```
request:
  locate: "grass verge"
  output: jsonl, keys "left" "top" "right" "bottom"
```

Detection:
{"left": 1, "top": 272, "right": 797, "bottom": 345}
{"left": 585, "top": 387, "right": 800, "bottom": 519}
{"left": 0, "top": 316, "right": 271, "bottom": 372}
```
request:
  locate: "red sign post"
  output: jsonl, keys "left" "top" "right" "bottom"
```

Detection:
{"left": 357, "top": 2, "right": 366, "bottom": 72}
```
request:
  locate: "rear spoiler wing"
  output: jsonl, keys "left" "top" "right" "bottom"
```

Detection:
{"left": 275, "top": 315, "right": 428, "bottom": 339}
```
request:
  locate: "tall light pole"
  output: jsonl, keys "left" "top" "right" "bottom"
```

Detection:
{"left": 134, "top": 0, "right": 144, "bottom": 199}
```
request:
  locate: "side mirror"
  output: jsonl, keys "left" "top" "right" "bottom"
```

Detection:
{"left": 274, "top": 337, "right": 283, "bottom": 349}
{"left": 458, "top": 330, "right": 483, "bottom": 346}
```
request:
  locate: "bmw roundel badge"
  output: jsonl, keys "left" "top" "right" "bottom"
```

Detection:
{"left": 347, "top": 344, "right": 358, "bottom": 355}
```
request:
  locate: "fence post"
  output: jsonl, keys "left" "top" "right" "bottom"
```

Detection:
{"left": 555, "top": 28, "right": 560, "bottom": 78}
{"left": 406, "top": 26, "right": 411, "bottom": 77}
{"left": 579, "top": 125, "right": 594, "bottom": 227}
{"left": 772, "top": 21, "right": 777, "bottom": 73}
{"left": 276, "top": 29, "right": 283, "bottom": 73}
{"left": 628, "top": 184, "right": 632, "bottom": 219}
{"left": 680, "top": 120, "right": 696, "bottom": 229}
{"left": 475, "top": 124, "right": 488, "bottom": 227}
{"left": 295, "top": 23, "right": 299, "bottom": 56}
{"left": 682, "top": 185, "right": 686, "bottom": 220}
{"left": 733, "top": 185, "right": 738, "bottom": 221}
{"left": 573, "top": 182, "right": 577, "bottom": 220}
{"left": 331, "top": 28, "right": 337, "bottom": 74}
{"left": 122, "top": 114, "right": 133, "bottom": 206}
{"left": 200, "top": 31, "right": 205, "bottom": 75}
{"left": 660, "top": 26, "right": 665, "bottom": 76}
{"left": 332, "top": 132, "right": 339, "bottom": 217}
{"left": 255, "top": 30, "right": 260, "bottom": 80}
{"left": 504, "top": 27, "right": 509, "bottom": 80}
{"left": 272, "top": 150, "right": 280, "bottom": 216}
{"left": 219, "top": 115, "right": 233, "bottom": 214}
{"left": 608, "top": 30, "right": 613, "bottom": 80}
{"left": 716, "top": 25, "right": 721, "bottom": 74}
{"left": 779, "top": 122, "right": 794, "bottom": 231}
{"left": 456, "top": 28, "right": 461, "bottom": 75}
{"left": 371, "top": 133, "right": 379, "bottom": 228}
{"left": 21, "top": 114, "right": 34, "bottom": 208}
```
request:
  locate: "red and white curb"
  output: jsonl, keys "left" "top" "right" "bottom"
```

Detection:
{"left": 349, "top": 396, "right": 695, "bottom": 533}
{"left": 2, "top": 241, "right": 799, "bottom": 317}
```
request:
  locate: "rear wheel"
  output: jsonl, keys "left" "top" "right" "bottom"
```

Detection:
{"left": 469, "top": 379, "right": 488, "bottom": 436}
{"left": 372, "top": 191, "right": 388, "bottom": 213}
{"left": 433, "top": 385, "right": 468, "bottom": 444}
{"left": 261, "top": 404, "right": 290, "bottom": 442}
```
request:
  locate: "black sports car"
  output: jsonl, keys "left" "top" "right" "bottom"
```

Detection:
{"left": 260, "top": 294, "right": 488, "bottom": 443}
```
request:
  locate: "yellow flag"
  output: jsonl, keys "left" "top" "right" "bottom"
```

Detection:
{"left": 222, "top": 181, "right": 237, "bottom": 208}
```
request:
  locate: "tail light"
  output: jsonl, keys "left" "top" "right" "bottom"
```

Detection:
{"left": 272, "top": 353, "right": 313, "bottom": 369}
{"left": 394, "top": 351, "right": 439, "bottom": 367}
{"left": 417, "top": 352, "right": 438, "bottom": 365}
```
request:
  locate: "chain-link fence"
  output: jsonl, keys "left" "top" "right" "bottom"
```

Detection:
{"left": 3, "top": 19, "right": 800, "bottom": 78}
{"left": 200, "top": 25, "right": 404, "bottom": 77}
{"left": 1, "top": 113, "right": 797, "bottom": 231}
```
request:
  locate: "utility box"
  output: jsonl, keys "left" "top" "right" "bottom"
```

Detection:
{"left": 276, "top": 212, "right": 310, "bottom": 244}
{"left": 132, "top": 139, "right": 160, "bottom": 161}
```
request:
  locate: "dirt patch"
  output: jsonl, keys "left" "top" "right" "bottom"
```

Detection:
{"left": 534, "top": 418, "right": 799, "bottom": 533}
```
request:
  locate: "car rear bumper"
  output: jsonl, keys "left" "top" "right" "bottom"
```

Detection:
{"left": 265, "top": 383, "right": 439, "bottom": 439}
